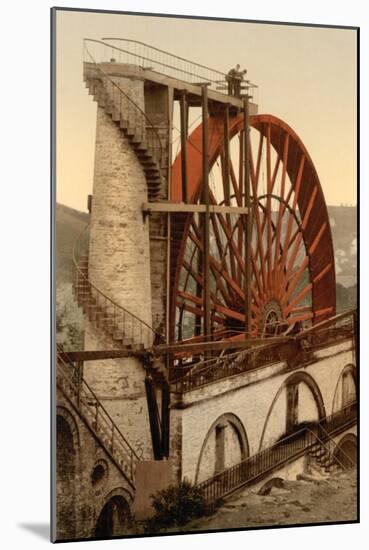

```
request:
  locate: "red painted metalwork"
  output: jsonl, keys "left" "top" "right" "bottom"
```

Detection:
{"left": 170, "top": 114, "right": 336, "bottom": 343}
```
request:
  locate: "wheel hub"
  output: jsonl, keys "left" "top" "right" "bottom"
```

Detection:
{"left": 260, "top": 300, "right": 285, "bottom": 336}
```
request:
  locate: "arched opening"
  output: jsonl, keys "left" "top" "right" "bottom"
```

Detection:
{"left": 195, "top": 413, "right": 249, "bottom": 483}
{"left": 259, "top": 372, "right": 325, "bottom": 450}
{"left": 56, "top": 414, "right": 76, "bottom": 539}
{"left": 91, "top": 461, "right": 107, "bottom": 490}
{"left": 92, "top": 464, "right": 105, "bottom": 485}
{"left": 95, "top": 495, "right": 131, "bottom": 538}
{"left": 332, "top": 365, "right": 357, "bottom": 414}
{"left": 334, "top": 433, "right": 357, "bottom": 469}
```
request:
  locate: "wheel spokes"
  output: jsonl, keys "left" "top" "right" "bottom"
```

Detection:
{"left": 172, "top": 114, "right": 335, "bottom": 342}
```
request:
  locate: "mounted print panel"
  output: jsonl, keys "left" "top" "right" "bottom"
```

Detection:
{"left": 51, "top": 7, "right": 358, "bottom": 542}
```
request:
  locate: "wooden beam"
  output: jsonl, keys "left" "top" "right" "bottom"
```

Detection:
{"left": 180, "top": 90, "right": 188, "bottom": 203}
{"left": 153, "top": 336, "right": 292, "bottom": 356}
{"left": 223, "top": 105, "right": 231, "bottom": 206}
{"left": 143, "top": 202, "right": 249, "bottom": 214}
{"left": 244, "top": 97, "right": 252, "bottom": 337}
{"left": 202, "top": 84, "right": 211, "bottom": 339}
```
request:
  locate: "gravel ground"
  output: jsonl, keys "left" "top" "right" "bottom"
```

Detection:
{"left": 173, "top": 468, "right": 357, "bottom": 533}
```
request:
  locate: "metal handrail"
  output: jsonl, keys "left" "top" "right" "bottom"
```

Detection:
{"left": 84, "top": 39, "right": 163, "bottom": 166}
{"left": 170, "top": 339, "right": 287, "bottom": 389}
{"left": 101, "top": 37, "right": 227, "bottom": 85}
{"left": 72, "top": 224, "right": 160, "bottom": 347}
{"left": 296, "top": 308, "right": 357, "bottom": 339}
{"left": 86, "top": 37, "right": 257, "bottom": 100}
{"left": 301, "top": 312, "right": 355, "bottom": 352}
{"left": 57, "top": 353, "right": 139, "bottom": 484}
{"left": 317, "top": 415, "right": 356, "bottom": 468}
{"left": 197, "top": 401, "right": 357, "bottom": 502}
{"left": 171, "top": 309, "right": 357, "bottom": 392}
{"left": 58, "top": 352, "right": 140, "bottom": 459}
{"left": 306, "top": 429, "right": 347, "bottom": 471}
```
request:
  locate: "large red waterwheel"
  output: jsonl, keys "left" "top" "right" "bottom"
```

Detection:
{"left": 170, "top": 114, "right": 335, "bottom": 343}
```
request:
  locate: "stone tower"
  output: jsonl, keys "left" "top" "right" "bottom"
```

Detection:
{"left": 82, "top": 63, "right": 165, "bottom": 460}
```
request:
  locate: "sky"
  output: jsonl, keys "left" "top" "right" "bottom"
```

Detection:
{"left": 55, "top": 9, "right": 357, "bottom": 211}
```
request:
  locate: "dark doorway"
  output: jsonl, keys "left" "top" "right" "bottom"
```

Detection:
{"left": 95, "top": 496, "right": 131, "bottom": 538}
{"left": 334, "top": 435, "right": 357, "bottom": 469}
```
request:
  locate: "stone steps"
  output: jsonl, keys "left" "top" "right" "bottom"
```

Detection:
{"left": 72, "top": 258, "right": 166, "bottom": 384}
{"left": 84, "top": 76, "right": 163, "bottom": 200}
{"left": 308, "top": 441, "right": 343, "bottom": 475}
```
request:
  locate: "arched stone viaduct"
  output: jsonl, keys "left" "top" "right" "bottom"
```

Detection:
{"left": 56, "top": 336, "right": 356, "bottom": 538}
{"left": 170, "top": 340, "right": 356, "bottom": 484}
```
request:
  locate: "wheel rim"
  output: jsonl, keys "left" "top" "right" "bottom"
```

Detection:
{"left": 170, "top": 114, "right": 336, "bottom": 343}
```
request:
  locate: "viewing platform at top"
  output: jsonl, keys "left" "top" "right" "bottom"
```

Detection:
{"left": 83, "top": 38, "right": 259, "bottom": 114}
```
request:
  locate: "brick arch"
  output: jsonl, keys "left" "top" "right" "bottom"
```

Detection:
{"left": 336, "top": 432, "right": 357, "bottom": 446}
{"left": 332, "top": 363, "right": 357, "bottom": 414}
{"left": 284, "top": 371, "right": 326, "bottom": 419}
{"left": 333, "top": 433, "right": 357, "bottom": 468}
{"left": 195, "top": 413, "right": 249, "bottom": 484}
{"left": 100, "top": 486, "right": 134, "bottom": 510}
{"left": 56, "top": 406, "right": 80, "bottom": 539}
{"left": 95, "top": 487, "right": 133, "bottom": 539}
{"left": 56, "top": 405, "right": 80, "bottom": 449}
{"left": 258, "top": 371, "right": 326, "bottom": 451}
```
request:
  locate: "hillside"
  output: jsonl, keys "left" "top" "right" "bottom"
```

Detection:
{"left": 328, "top": 206, "right": 357, "bottom": 288}
{"left": 55, "top": 203, "right": 89, "bottom": 284}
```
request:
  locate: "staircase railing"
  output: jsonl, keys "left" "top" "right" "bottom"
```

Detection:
{"left": 84, "top": 39, "right": 164, "bottom": 167}
{"left": 307, "top": 428, "right": 352, "bottom": 471}
{"left": 100, "top": 38, "right": 258, "bottom": 100}
{"left": 170, "top": 340, "right": 289, "bottom": 392}
{"left": 197, "top": 401, "right": 357, "bottom": 502}
{"left": 171, "top": 309, "right": 357, "bottom": 393}
{"left": 296, "top": 308, "right": 356, "bottom": 351}
{"left": 56, "top": 351, "right": 139, "bottom": 485}
{"left": 316, "top": 412, "right": 356, "bottom": 469}
{"left": 73, "top": 224, "right": 159, "bottom": 349}
{"left": 88, "top": 37, "right": 226, "bottom": 92}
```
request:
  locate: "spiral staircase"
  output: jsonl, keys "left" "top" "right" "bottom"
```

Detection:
{"left": 83, "top": 65, "right": 165, "bottom": 201}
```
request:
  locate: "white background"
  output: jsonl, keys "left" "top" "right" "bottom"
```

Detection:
{"left": 1, "top": 0, "right": 367, "bottom": 548}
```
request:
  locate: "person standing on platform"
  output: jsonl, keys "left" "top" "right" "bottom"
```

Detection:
{"left": 226, "top": 65, "right": 247, "bottom": 97}
{"left": 234, "top": 68, "right": 247, "bottom": 97}
{"left": 226, "top": 64, "right": 240, "bottom": 96}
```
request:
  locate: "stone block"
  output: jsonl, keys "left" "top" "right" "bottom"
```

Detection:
{"left": 132, "top": 460, "right": 173, "bottom": 520}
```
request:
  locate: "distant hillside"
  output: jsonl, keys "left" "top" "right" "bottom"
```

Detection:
{"left": 328, "top": 206, "right": 357, "bottom": 288}
{"left": 336, "top": 283, "right": 357, "bottom": 313}
{"left": 56, "top": 203, "right": 89, "bottom": 283}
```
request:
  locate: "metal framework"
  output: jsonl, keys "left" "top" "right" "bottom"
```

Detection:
{"left": 170, "top": 112, "right": 336, "bottom": 344}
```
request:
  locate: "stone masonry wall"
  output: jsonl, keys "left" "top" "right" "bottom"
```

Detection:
{"left": 170, "top": 341, "right": 356, "bottom": 484}
{"left": 84, "top": 321, "right": 153, "bottom": 460}
{"left": 88, "top": 105, "right": 151, "bottom": 325}
{"left": 56, "top": 392, "right": 134, "bottom": 541}
{"left": 84, "top": 75, "right": 153, "bottom": 461}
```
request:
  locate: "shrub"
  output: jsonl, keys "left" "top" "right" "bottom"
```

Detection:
{"left": 56, "top": 282, "right": 84, "bottom": 349}
{"left": 145, "top": 480, "right": 214, "bottom": 532}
